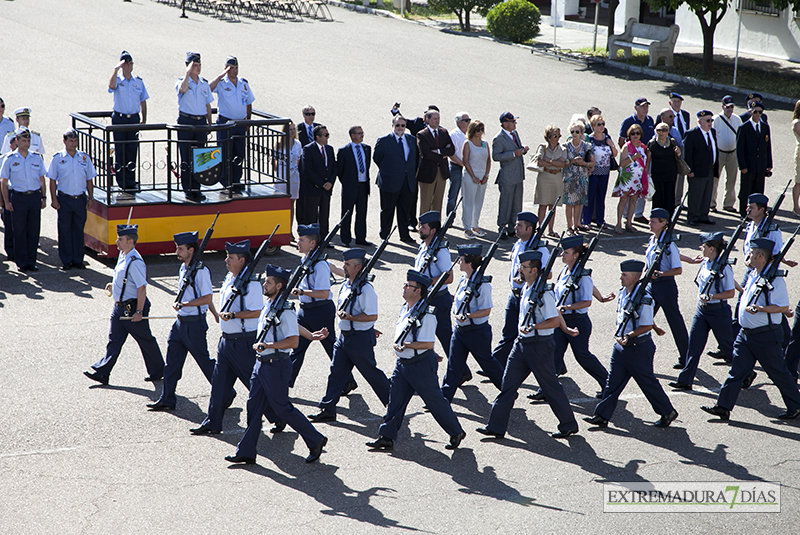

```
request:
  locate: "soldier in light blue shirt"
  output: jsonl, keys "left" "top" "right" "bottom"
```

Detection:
{"left": 210, "top": 56, "right": 254, "bottom": 191}
{"left": 108, "top": 51, "right": 148, "bottom": 194}
{"left": 47, "top": 128, "right": 97, "bottom": 270}
{"left": 176, "top": 52, "right": 214, "bottom": 202}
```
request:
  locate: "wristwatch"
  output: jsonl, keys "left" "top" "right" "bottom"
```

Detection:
{"left": 136, "top": 309, "right": 144, "bottom": 315}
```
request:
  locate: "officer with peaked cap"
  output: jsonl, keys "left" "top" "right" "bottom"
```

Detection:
{"left": 176, "top": 52, "right": 214, "bottom": 202}
{"left": 109, "top": 50, "right": 149, "bottom": 196}
{"left": 191, "top": 240, "right": 264, "bottom": 435}
{"left": 1, "top": 107, "right": 44, "bottom": 156}
{"left": 84, "top": 224, "right": 164, "bottom": 385}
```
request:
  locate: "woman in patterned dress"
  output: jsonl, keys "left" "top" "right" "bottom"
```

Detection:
{"left": 613, "top": 124, "right": 648, "bottom": 234}
{"left": 562, "top": 121, "right": 593, "bottom": 236}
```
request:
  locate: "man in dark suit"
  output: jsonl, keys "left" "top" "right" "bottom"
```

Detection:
{"left": 298, "top": 105, "right": 320, "bottom": 147}
{"left": 373, "top": 115, "right": 418, "bottom": 245}
{"left": 299, "top": 124, "right": 335, "bottom": 238}
{"left": 736, "top": 102, "right": 772, "bottom": 216}
{"left": 683, "top": 110, "right": 719, "bottom": 226}
{"left": 656, "top": 93, "right": 690, "bottom": 139}
{"left": 336, "top": 125, "right": 372, "bottom": 247}
{"left": 416, "top": 109, "right": 455, "bottom": 216}
{"left": 739, "top": 93, "right": 769, "bottom": 125}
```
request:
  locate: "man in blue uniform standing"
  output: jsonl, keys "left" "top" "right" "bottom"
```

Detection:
{"left": 191, "top": 240, "right": 263, "bottom": 435}
{"left": 584, "top": 259, "right": 678, "bottom": 429}
{"left": 84, "top": 224, "right": 164, "bottom": 385}
{"left": 308, "top": 248, "right": 390, "bottom": 422}
{"left": 0, "top": 97, "right": 15, "bottom": 263}
{"left": 176, "top": 52, "right": 213, "bottom": 202}
{"left": 366, "top": 270, "right": 465, "bottom": 451}
{"left": 108, "top": 50, "right": 148, "bottom": 197}
{"left": 702, "top": 238, "right": 800, "bottom": 421}
{"left": 210, "top": 56, "right": 254, "bottom": 192}
{"left": 47, "top": 128, "right": 96, "bottom": 271}
{"left": 0, "top": 127, "right": 47, "bottom": 272}
{"left": 477, "top": 250, "right": 579, "bottom": 440}
{"left": 148, "top": 231, "right": 225, "bottom": 411}
{"left": 226, "top": 265, "right": 328, "bottom": 465}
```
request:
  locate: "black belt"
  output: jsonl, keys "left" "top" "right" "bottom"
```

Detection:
{"left": 258, "top": 352, "right": 290, "bottom": 362}
{"left": 58, "top": 191, "right": 86, "bottom": 199}
{"left": 742, "top": 324, "right": 780, "bottom": 335}
{"left": 517, "top": 333, "right": 553, "bottom": 343}
{"left": 179, "top": 111, "right": 206, "bottom": 121}
{"left": 719, "top": 149, "right": 735, "bottom": 154}
{"left": 113, "top": 112, "right": 140, "bottom": 119}
{"left": 222, "top": 331, "right": 256, "bottom": 340}
{"left": 300, "top": 300, "right": 331, "bottom": 310}
{"left": 624, "top": 334, "right": 652, "bottom": 346}
{"left": 340, "top": 329, "right": 371, "bottom": 337}
{"left": 699, "top": 301, "right": 727, "bottom": 311}
{"left": 11, "top": 189, "right": 41, "bottom": 195}
{"left": 177, "top": 314, "right": 205, "bottom": 323}
{"left": 651, "top": 275, "right": 674, "bottom": 283}
{"left": 398, "top": 349, "right": 434, "bottom": 365}
{"left": 456, "top": 322, "right": 486, "bottom": 333}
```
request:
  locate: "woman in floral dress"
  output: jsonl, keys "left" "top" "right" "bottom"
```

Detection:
{"left": 613, "top": 123, "right": 649, "bottom": 234}
{"left": 562, "top": 121, "right": 593, "bottom": 235}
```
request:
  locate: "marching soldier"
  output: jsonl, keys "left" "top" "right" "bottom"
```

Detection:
{"left": 226, "top": 265, "right": 328, "bottom": 465}
{"left": 309, "top": 248, "right": 390, "bottom": 422}
{"left": 84, "top": 224, "right": 164, "bottom": 385}
{"left": 366, "top": 270, "right": 465, "bottom": 451}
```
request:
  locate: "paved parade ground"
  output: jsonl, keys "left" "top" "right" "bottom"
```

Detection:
{"left": 3, "top": 0, "right": 800, "bottom": 533}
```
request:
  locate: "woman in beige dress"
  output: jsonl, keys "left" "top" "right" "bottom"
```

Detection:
{"left": 534, "top": 124, "right": 566, "bottom": 237}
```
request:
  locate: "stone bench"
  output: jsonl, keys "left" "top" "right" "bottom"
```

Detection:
{"left": 609, "top": 18, "right": 680, "bottom": 67}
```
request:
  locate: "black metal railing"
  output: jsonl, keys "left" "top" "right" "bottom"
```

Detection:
{"left": 738, "top": 0, "right": 782, "bottom": 16}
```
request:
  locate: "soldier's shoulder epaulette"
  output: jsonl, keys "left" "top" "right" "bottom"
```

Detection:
{"left": 30, "top": 130, "right": 41, "bottom": 136}
{"left": 241, "top": 77, "right": 248, "bottom": 83}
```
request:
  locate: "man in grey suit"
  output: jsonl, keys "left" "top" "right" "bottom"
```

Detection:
{"left": 492, "top": 112, "right": 529, "bottom": 239}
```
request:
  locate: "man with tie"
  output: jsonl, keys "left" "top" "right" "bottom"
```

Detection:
{"left": 739, "top": 93, "right": 769, "bottom": 124}
{"left": 683, "top": 110, "right": 719, "bottom": 226}
{"left": 299, "top": 125, "right": 336, "bottom": 239}
{"left": 492, "top": 112, "right": 529, "bottom": 239}
{"left": 298, "top": 105, "right": 320, "bottom": 147}
{"left": 373, "top": 115, "right": 418, "bottom": 245}
{"left": 336, "top": 126, "right": 372, "bottom": 247}
{"left": 736, "top": 101, "right": 772, "bottom": 216}
{"left": 416, "top": 109, "right": 455, "bottom": 216}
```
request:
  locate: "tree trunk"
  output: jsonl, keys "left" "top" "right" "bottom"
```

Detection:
{"left": 606, "top": 0, "right": 619, "bottom": 52}
{"left": 702, "top": 22, "right": 715, "bottom": 75}
{"left": 464, "top": 9, "right": 471, "bottom": 32}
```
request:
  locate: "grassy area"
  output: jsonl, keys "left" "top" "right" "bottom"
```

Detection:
{"left": 341, "top": 0, "right": 456, "bottom": 19}
{"left": 568, "top": 47, "right": 800, "bottom": 97}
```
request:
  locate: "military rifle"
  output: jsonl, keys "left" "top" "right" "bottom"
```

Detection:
{"left": 395, "top": 259, "right": 456, "bottom": 347}
{"left": 417, "top": 197, "right": 461, "bottom": 275}
{"left": 220, "top": 225, "right": 279, "bottom": 313}
{"left": 455, "top": 233, "right": 502, "bottom": 320}
{"left": 338, "top": 226, "right": 395, "bottom": 314}
{"left": 175, "top": 212, "right": 219, "bottom": 307}
{"left": 556, "top": 224, "right": 603, "bottom": 308}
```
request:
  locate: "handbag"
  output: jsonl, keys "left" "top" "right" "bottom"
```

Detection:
{"left": 609, "top": 155, "right": 619, "bottom": 171}
{"left": 671, "top": 138, "right": 692, "bottom": 175}
{"left": 526, "top": 144, "right": 545, "bottom": 173}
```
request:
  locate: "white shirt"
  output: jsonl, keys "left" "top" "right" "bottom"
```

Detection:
{"left": 449, "top": 127, "right": 467, "bottom": 163}
{"left": 713, "top": 113, "right": 742, "bottom": 152}
{"left": 350, "top": 142, "right": 367, "bottom": 183}
{"left": 219, "top": 272, "right": 263, "bottom": 334}
{"left": 394, "top": 301, "right": 437, "bottom": 359}
{"left": 518, "top": 281, "right": 557, "bottom": 337}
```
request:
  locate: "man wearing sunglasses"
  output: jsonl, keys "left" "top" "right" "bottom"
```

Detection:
{"left": 683, "top": 110, "right": 718, "bottom": 226}
{"left": 298, "top": 105, "right": 320, "bottom": 147}
{"left": 736, "top": 101, "right": 772, "bottom": 217}
{"left": 299, "top": 125, "right": 336, "bottom": 239}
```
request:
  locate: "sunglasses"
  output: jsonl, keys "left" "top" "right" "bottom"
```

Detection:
{"left": 304, "top": 112, "right": 315, "bottom": 116}
{"left": 596, "top": 122, "right": 605, "bottom": 126}
{"left": 630, "top": 132, "right": 642, "bottom": 136}
{"left": 570, "top": 130, "right": 582, "bottom": 134}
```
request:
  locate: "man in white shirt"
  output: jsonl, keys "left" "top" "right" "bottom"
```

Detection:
{"left": 446, "top": 111, "right": 470, "bottom": 216}
{"left": 711, "top": 96, "right": 742, "bottom": 213}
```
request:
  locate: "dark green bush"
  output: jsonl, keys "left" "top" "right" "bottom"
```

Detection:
{"left": 486, "top": 0, "right": 541, "bottom": 43}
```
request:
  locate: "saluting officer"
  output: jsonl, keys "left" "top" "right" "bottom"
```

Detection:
{"left": 108, "top": 50, "right": 148, "bottom": 196}
{"left": 309, "top": 248, "right": 390, "bottom": 422}
{"left": 226, "top": 265, "right": 328, "bottom": 465}
{"left": 584, "top": 260, "right": 678, "bottom": 429}
{"left": 148, "top": 232, "right": 226, "bottom": 411}
{"left": 84, "top": 224, "right": 164, "bottom": 385}
{"left": 1, "top": 107, "right": 44, "bottom": 156}
{"left": 0, "top": 127, "right": 47, "bottom": 272}
{"left": 176, "top": 52, "right": 213, "bottom": 202}
{"left": 210, "top": 55, "right": 254, "bottom": 192}
{"left": 367, "top": 270, "right": 466, "bottom": 451}
{"left": 670, "top": 232, "right": 735, "bottom": 390}
{"left": 440, "top": 243, "right": 504, "bottom": 402}
{"left": 490, "top": 212, "right": 550, "bottom": 369}
{"left": 191, "top": 240, "right": 263, "bottom": 435}
{"left": 477, "top": 250, "right": 579, "bottom": 439}
{"left": 702, "top": 238, "right": 800, "bottom": 421}
{"left": 47, "top": 128, "right": 96, "bottom": 271}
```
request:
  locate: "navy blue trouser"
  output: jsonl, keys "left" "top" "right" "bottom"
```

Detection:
{"left": 216, "top": 117, "right": 246, "bottom": 187}
{"left": 717, "top": 326, "right": 800, "bottom": 412}
{"left": 290, "top": 301, "right": 352, "bottom": 387}
{"left": 201, "top": 332, "right": 257, "bottom": 431}
{"left": 340, "top": 182, "right": 369, "bottom": 245}
{"left": 650, "top": 277, "right": 689, "bottom": 364}
{"left": 490, "top": 292, "right": 520, "bottom": 369}
{"left": 236, "top": 356, "right": 325, "bottom": 459}
{"left": 430, "top": 290, "right": 453, "bottom": 359}
{"left": 581, "top": 173, "right": 609, "bottom": 226}
{"left": 10, "top": 190, "right": 41, "bottom": 269}
{"left": 594, "top": 337, "right": 674, "bottom": 421}
{"left": 442, "top": 323, "right": 503, "bottom": 401}
{"left": 2, "top": 206, "right": 14, "bottom": 260}
{"left": 177, "top": 114, "right": 208, "bottom": 194}
{"left": 553, "top": 313, "right": 608, "bottom": 389}
{"left": 487, "top": 336, "right": 578, "bottom": 434}
{"left": 378, "top": 350, "right": 463, "bottom": 441}
{"left": 111, "top": 112, "right": 141, "bottom": 191}
{"left": 677, "top": 303, "right": 733, "bottom": 385}
{"left": 92, "top": 299, "right": 164, "bottom": 379}
{"left": 319, "top": 330, "right": 390, "bottom": 413}
{"left": 56, "top": 192, "right": 87, "bottom": 266}
{"left": 785, "top": 301, "right": 800, "bottom": 380}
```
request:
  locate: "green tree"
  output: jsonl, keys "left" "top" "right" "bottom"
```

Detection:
{"left": 428, "top": 0, "right": 502, "bottom": 32}
{"left": 486, "top": 0, "right": 541, "bottom": 43}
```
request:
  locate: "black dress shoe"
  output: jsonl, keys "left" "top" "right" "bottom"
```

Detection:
{"left": 583, "top": 415, "right": 609, "bottom": 427}
{"left": 672, "top": 362, "right": 685, "bottom": 370}
{"left": 366, "top": 436, "right": 394, "bottom": 450}
{"left": 355, "top": 240, "right": 374, "bottom": 247}
{"left": 475, "top": 369, "right": 489, "bottom": 377}
{"left": 306, "top": 436, "right": 327, "bottom": 463}
{"left": 633, "top": 215, "right": 649, "bottom": 224}
{"left": 699, "top": 218, "right": 715, "bottom": 225}
{"left": 527, "top": 390, "right": 546, "bottom": 402}
{"left": 595, "top": 391, "right": 604, "bottom": 399}
{"left": 270, "top": 421, "right": 286, "bottom": 433}
{"left": 777, "top": 408, "right": 800, "bottom": 420}
{"left": 551, "top": 427, "right": 579, "bottom": 439}
{"left": 742, "top": 371, "right": 757, "bottom": 389}
{"left": 59, "top": 264, "right": 72, "bottom": 272}
{"left": 144, "top": 375, "right": 163, "bottom": 382}
{"left": 654, "top": 409, "right": 678, "bottom": 427}
{"left": 445, "top": 431, "right": 466, "bottom": 450}
{"left": 341, "top": 241, "right": 351, "bottom": 248}
{"left": 225, "top": 454, "right": 256, "bottom": 465}
{"left": 84, "top": 370, "right": 109, "bottom": 385}
{"left": 399, "top": 237, "right": 417, "bottom": 245}
{"left": 72, "top": 262, "right": 86, "bottom": 270}
{"left": 700, "top": 405, "right": 730, "bottom": 420}
{"left": 687, "top": 220, "right": 700, "bottom": 227}
{"left": 190, "top": 424, "right": 221, "bottom": 435}
{"left": 408, "top": 225, "right": 418, "bottom": 233}
{"left": 27, "top": 265, "right": 39, "bottom": 271}
{"left": 707, "top": 350, "right": 728, "bottom": 360}
{"left": 146, "top": 401, "right": 174, "bottom": 411}
{"left": 723, "top": 206, "right": 738, "bottom": 213}
{"left": 668, "top": 381, "right": 692, "bottom": 391}
{"left": 475, "top": 427, "right": 504, "bottom": 438}
{"left": 341, "top": 380, "right": 358, "bottom": 396}
{"left": 308, "top": 410, "right": 336, "bottom": 422}
{"left": 458, "top": 370, "right": 473, "bottom": 387}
